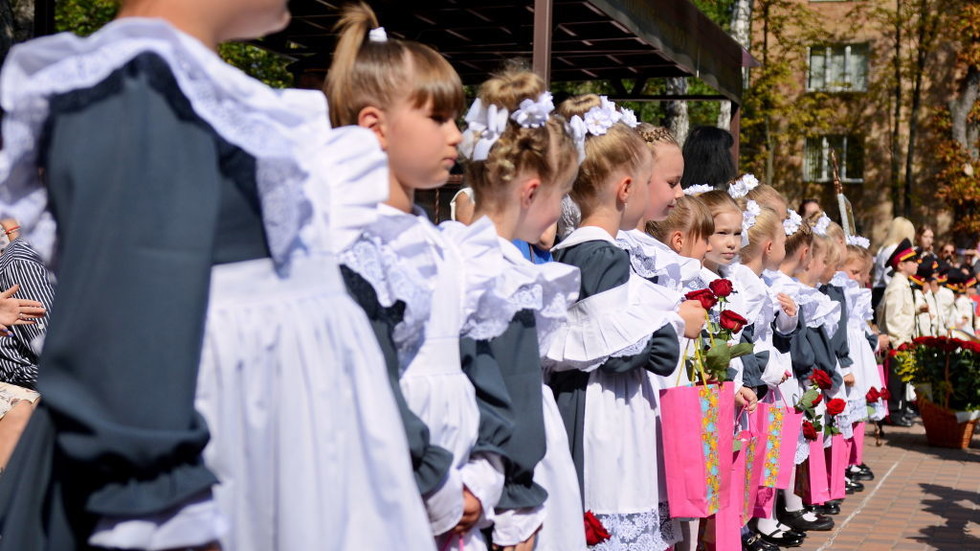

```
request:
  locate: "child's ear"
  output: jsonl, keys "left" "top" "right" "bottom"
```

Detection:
{"left": 616, "top": 176, "right": 633, "bottom": 205}
{"left": 521, "top": 178, "right": 543, "bottom": 209}
{"left": 669, "top": 230, "right": 685, "bottom": 253}
{"left": 357, "top": 106, "right": 387, "bottom": 150}
{"left": 765, "top": 239, "right": 775, "bottom": 256}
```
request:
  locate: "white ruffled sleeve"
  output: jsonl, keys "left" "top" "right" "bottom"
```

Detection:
{"left": 302, "top": 125, "right": 389, "bottom": 254}
{"left": 439, "top": 218, "right": 514, "bottom": 341}
{"left": 796, "top": 286, "right": 842, "bottom": 337}
{"left": 544, "top": 274, "right": 684, "bottom": 372}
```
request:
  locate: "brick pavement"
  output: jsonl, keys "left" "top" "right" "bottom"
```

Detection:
{"left": 799, "top": 420, "right": 980, "bottom": 551}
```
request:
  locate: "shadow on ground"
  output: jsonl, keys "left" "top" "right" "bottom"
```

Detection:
{"left": 914, "top": 483, "right": 980, "bottom": 551}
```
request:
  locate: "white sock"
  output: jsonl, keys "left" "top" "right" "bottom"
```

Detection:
{"left": 783, "top": 468, "right": 805, "bottom": 513}
{"left": 675, "top": 519, "right": 700, "bottom": 551}
{"left": 756, "top": 517, "right": 780, "bottom": 534}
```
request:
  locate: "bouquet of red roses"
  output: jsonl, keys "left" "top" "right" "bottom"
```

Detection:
{"left": 684, "top": 279, "right": 753, "bottom": 382}
{"left": 794, "top": 370, "right": 838, "bottom": 440}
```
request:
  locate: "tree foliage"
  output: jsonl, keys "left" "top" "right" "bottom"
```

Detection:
{"left": 934, "top": 1, "right": 980, "bottom": 238}
{"left": 53, "top": 0, "right": 292, "bottom": 88}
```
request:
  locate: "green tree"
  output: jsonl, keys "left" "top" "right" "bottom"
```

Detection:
{"left": 54, "top": 0, "right": 292, "bottom": 88}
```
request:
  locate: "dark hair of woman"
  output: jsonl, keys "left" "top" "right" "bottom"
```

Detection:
{"left": 680, "top": 125, "right": 736, "bottom": 189}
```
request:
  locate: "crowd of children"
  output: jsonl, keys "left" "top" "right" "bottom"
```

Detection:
{"left": 0, "top": 1, "right": 935, "bottom": 550}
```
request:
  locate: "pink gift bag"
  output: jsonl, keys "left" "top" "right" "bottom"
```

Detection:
{"left": 849, "top": 421, "right": 866, "bottom": 465}
{"left": 661, "top": 382, "right": 736, "bottom": 518}
{"left": 796, "top": 438, "right": 830, "bottom": 505}
{"left": 706, "top": 431, "right": 750, "bottom": 551}
{"left": 826, "top": 434, "right": 849, "bottom": 500}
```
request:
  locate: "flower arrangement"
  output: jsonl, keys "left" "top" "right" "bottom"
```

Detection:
{"left": 793, "top": 370, "right": 845, "bottom": 439}
{"left": 684, "top": 279, "right": 753, "bottom": 382}
{"left": 896, "top": 336, "right": 980, "bottom": 411}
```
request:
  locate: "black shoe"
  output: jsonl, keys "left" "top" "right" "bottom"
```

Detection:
{"left": 778, "top": 509, "right": 835, "bottom": 532}
{"left": 743, "top": 533, "right": 781, "bottom": 551}
{"left": 812, "top": 502, "right": 840, "bottom": 515}
{"left": 847, "top": 465, "right": 874, "bottom": 481}
{"left": 845, "top": 478, "right": 865, "bottom": 493}
{"left": 756, "top": 527, "right": 805, "bottom": 548}
{"left": 887, "top": 416, "right": 913, "bottom": 427}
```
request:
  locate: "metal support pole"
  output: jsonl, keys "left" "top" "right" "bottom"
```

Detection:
{"left": 532, "top": 0, "right": 553, "bottom": 87}
{"left": 34, "top": 0, "right": 56, "bottom": 37}
{"left": 730, "top": 102, "right": 741, "bottom": 172}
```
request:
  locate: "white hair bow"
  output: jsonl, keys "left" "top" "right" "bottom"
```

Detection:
{"left": 742, "top": 200, "right": 761, "bottom": 247}
{"left": 846, "top": 234, "right": 871, "bottom": 248}
{"left": 784, "top": 209, "right": 803, "bottom": 236}
{"left": 368, "top": 27, "right": 388, "bottom": 43}
{"left": 728, "top": 173, "right": 760, "bottom": 199}
{"left": 511, "top": 92, "right": 554, "bottom": 129}
{"left": 459, "top": 98, "right": 510, "bottom": 161}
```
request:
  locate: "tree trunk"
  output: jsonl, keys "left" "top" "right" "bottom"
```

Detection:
{"left": 904, "top": 0, "right": 942, "bottom": 218}
{"left": 949, "top": 64, "right": 980, "bottom": 160}
{"left": 890, "top": 0, "right": 904, "bottom": 216}
{"left": 719, "top": 0, "right": 753, "bottom": 131}
{"left": 664, "top": 76, "right": 689, "bottom": 144}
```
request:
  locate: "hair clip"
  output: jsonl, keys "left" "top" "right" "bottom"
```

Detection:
{"left": 728, "top": 173, "right": 760, "bottom": 199}
{"left": 684, "top": 184, "right": 714, "bottom": 196}
{"left": 583, "top": 96, "right": 623, "bottom": 136}
{"left": 813, "top": 214, "right": 831, "bottom": 236}
{"left": 510, "top": 91, "right": 554, "bottom": 129}
{"left": 619, "top": 107, "right": 640, "bottom": 128}
{"left": 368, "top": 27, "right": 388, "bottom": 43}
{"left": 459, "top": 98, "right": 510, "bottom": 161}
{"left": 567, "top": 115, "right": 588, "bottom": 164}
{"left": 741, "top": 200, "right": 761, "bottom": 247}
{"left": 784, "top": 209, "right": 803, "bottom": 236}
{"left": 846, "top": 234, "right": 870, "bottom": 248}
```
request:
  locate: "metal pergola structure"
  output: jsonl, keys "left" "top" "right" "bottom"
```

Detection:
{"left": 267, "top": 0, "right": 747, "bottom": 102}
{"left": 34, "top": 0, "right": 750, "bottom": 221}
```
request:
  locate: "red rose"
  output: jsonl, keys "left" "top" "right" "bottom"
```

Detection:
{"left": 802, "top": 420, "right": 818, "bottom": 440}
{"left": 719, "top": 310, "right": 748, "bottom": 333}
{"left": 811, "top": 393, "right": 823, "bottom": 407}
{"left": 810, "top": 370, "right": 833, "bottom": 390}
{"left": 584, "top": 511, "right": 611, "bottom": 546}
{"left": 866, "top": 388, "right": 880, "bottom": 402}
{"left": 709, "top": 278, "right": 735, "bottom": 298}
{"left": 879, "top": 387, "right": 891, "bottom": 401}
{"left": 826, "top": 398, "right": 846, "bottom": 416}
{"left": 685, "top": 288, "right": 718, "bottom": 310}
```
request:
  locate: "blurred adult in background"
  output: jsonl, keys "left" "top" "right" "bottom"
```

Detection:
{"left": 915, "top": 225, "right": 936, "bottom": 267}
{"left": 680, "top": 126, "right": 736, "bottom": 190}
{"left": 799, "top": 199, "right": 821, "bottom": 219}
{"left": 872, "top": 217, "right": 915, "bottom": 310}
{"left": 0, "top": 219, "right": 52, "bottom": 389}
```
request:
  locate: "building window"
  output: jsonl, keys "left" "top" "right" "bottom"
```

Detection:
{"left": 804, "top": 135, "right": 864, "bottom": 183}
{"left": 807, "top": 44, "right": 869, "bottom": 92}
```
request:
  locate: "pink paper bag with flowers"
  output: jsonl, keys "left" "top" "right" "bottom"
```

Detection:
{"left": 660, "top": 382, "right": 735, "bottom": 518}
{"left": 796, "top": 439, "right": 831, "bottom": 505}
{"left": 750, "top": 402, "right": 801, "bottom": 491}
{"left": 825, "top": 434, "right": 849, "bottom": 500}
{"left": 705, "top": 429, "right": 749, "bottom": 551}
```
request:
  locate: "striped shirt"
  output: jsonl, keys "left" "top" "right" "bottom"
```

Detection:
{"left": 0, "top": 240, "right": 55, "bottom": 389}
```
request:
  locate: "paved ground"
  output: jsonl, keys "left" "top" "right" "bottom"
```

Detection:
{"left": 800, "top": 420, "right": 980, "bottom": 551}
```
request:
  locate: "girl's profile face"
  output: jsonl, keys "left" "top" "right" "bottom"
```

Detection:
{"left": 765, "top": 228, "right": 787, "bottom": 269}
{"left": 521, "top": 167, "right": 575, "bottom": 243}
{"left": 383, "top": 97, "right": 462, "bottom": 191}
{"left": 623, "top": 153, "right": 653, "bottom": 230}
{"left": 704, "top": 210, "right": 742, "bottom": 268}
{"left": 842, "top": 258, "right": 865, "bottom": 283}
{"left": 644, "top": 144, "right": 684, "bottom": 222}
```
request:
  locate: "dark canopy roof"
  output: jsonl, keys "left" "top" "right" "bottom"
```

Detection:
{"left": 261, "top": 0, "right": 746, "bottom": 103}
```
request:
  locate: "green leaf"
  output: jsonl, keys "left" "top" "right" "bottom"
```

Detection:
{"left": 729, "top": 343, "right": 754, "bottom": 358}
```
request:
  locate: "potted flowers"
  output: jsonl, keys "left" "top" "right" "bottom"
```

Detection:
{"left": 896, "top": 336, "right": 980, "bottom": 449}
